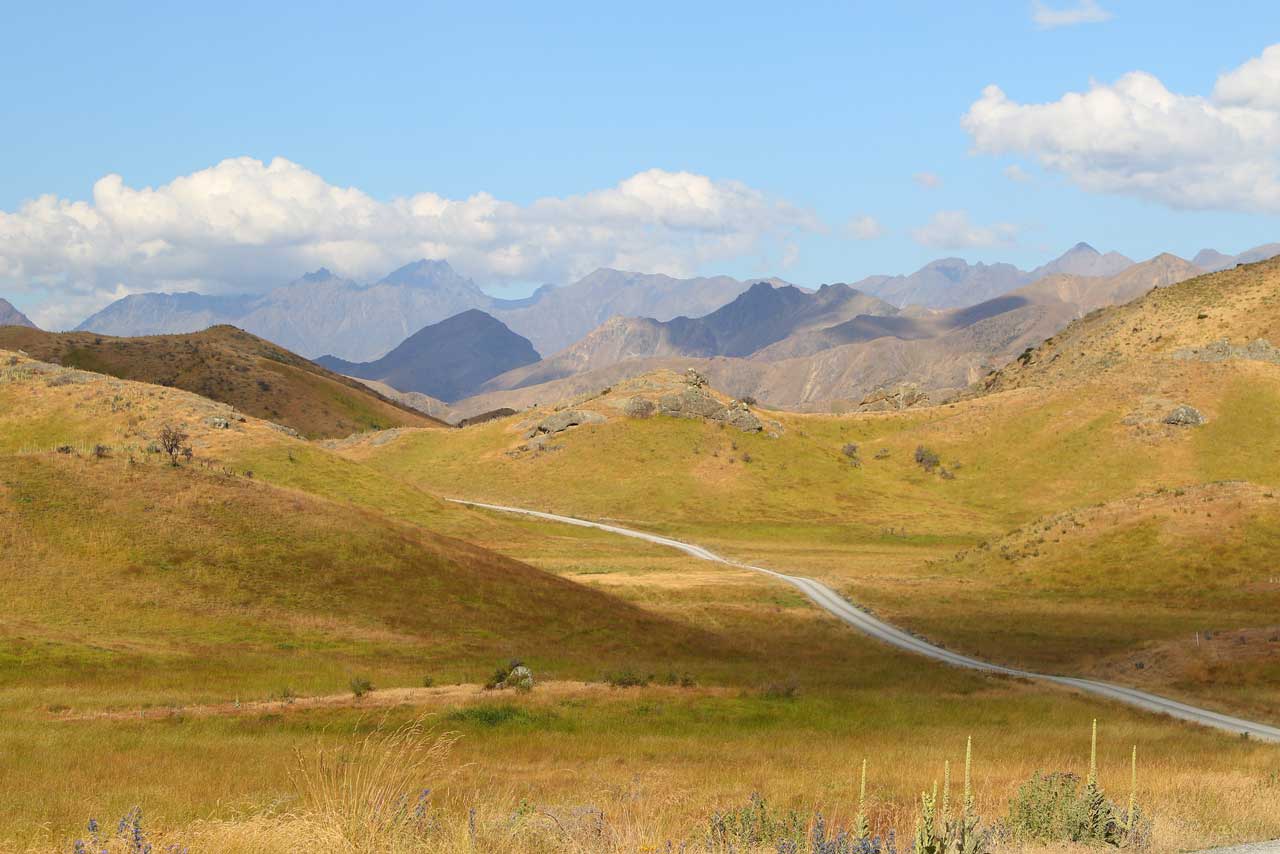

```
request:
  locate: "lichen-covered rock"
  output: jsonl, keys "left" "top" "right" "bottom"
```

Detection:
{"left": 205, "top": 416, "right": 231, "bottom": 429}
{"left": 715, "top": 400, "right": 763, "bottom": 432}
{"left": 1163, "top": 404, "right": 1206, "bottom": 427}
{"left": 683, "top": 368, "right": 709, "bottom": 388}
{"left": 525, "top": 409, "right": 606, "bottom": 438}
{"left": 659, "top": 388, "right": 726, "bottom": 420}
{"left": 623, "top": 397, "right": 656, "bottom": 418}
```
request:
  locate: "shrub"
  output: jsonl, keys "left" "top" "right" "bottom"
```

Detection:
{"left": 605, "top": 669, "right": 650, "bottom": 688}
{"left": 349, "top": 677, "right": 374, "bottom": 699}
{"left": 56, "top": 444, "right": 74, "bottom": 454}
{"left": 92, "top": 444, "right": 110, "bottom": 459}
{"left": 914, "top": 445, "right": 940, "bottom": 472}
{"left": 158, "top": 424, "right": 189, "bottom": 466}
{"left": 421, "top": 675, "right": 435, "bottom": 688}
{"left": 740, "top": 395, "right": 758, "bottom": 406}
{"left": 1002, "top": 722, "right": 1147, "bottom": 848}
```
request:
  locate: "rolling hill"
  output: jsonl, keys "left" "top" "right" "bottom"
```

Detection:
{"left": 0, "top": 325, "right": 443, "bottom": 438}
{"left": 316, "top": 309, "right": 540, "bottom": 402}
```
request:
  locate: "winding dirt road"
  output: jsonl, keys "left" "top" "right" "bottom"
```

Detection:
{"left": 451, "top": 499, "right": 1280, "bottom": 744}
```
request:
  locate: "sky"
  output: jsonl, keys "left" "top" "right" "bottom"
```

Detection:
{"left": 2, "top": 0, "right": 1279, "bottom": 328}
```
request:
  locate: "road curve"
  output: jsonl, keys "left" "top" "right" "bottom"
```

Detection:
{"left": 450, "top": 499, "right": 1280, "bottom": 744}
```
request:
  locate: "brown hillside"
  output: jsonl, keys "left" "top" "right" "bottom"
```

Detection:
{"left": 0, "top": 325, "right": 444, "bottom": 438}
{"left": 980, "top": 255, "right": 1280, "bottom": 394}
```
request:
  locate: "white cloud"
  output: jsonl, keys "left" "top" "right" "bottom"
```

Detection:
{"left": 1003, "top": 164, "right": 1033, "bottom": 183}
{"left": 963, "top": 43, "right": 1280, "bottom": 213}
{"left": 0, "top": 157, "right": 821, "bottom": 327}
{"left": 910, "top": 210, "right": 1019, "bottom": 249}
{"left": 844, "top": 215, "right": 885, "bottom": 240}
{"left": 913, "top": 172, "right": 943, "bottom": 190}
{"left": 1214, "top": 43, "right": 1280, "bottom": 111}
{"left": 1031, "top": 0, "right": 1112, "bottom": 29}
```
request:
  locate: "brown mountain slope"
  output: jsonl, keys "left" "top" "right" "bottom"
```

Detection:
{"left": 0, "top": 325, "right": 444, "bottom": 438}
{"left": 980, "top": 254, "right": 1280, "bottom": 395}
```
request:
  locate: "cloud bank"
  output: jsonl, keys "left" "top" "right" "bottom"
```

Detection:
{"left": 964, "top": 43, "right": 1280, "bottom": 213}
{"left": 0, "top": 158, "right": 820, "bottom": 328}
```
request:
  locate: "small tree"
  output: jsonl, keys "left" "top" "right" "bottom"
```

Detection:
{"left": 158, "top": 425, "right": 189, "bottom": 466}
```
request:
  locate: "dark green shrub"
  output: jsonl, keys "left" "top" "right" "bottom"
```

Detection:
{"left": 349, "top": 676, "right": 373, "bottom": 699}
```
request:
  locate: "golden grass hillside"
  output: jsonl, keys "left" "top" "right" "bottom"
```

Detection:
{"left": 0, "top": 325, "right": 442, "bottom": 438}
{"left": 337, "top": 263, "right": 1280, "bottom": 718}
{"left": 3, "top": 343, "right": 1279, "bottom": 850}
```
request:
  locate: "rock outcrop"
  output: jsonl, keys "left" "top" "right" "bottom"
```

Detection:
{"left": 859, "top": 383, "right": 929, "bottom": 412}
{"left": 1172, "top": 338, "right": 1280, "bottom": 365}
{"left": 1163, "top": 405, "right": 1206, "bottom": 427}
{"left": 525, "top": 409, "right": 606, "bottom": 439}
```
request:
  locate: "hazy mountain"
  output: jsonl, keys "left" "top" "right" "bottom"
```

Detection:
{"left": 1028, "top": 242, "right": 1133, "bottom": 279}
{"left": 0, "top": 298, "right": 36, "bottom": 328}
{"left": 238, "top": 262, "right": 499, "bottom": 361}
{"left": 77, "top": 292, "right": 254, "bottom": 336}
{"left": 490, "top": 269, "right": 776, "bottom": 355}
{"left": 1192, "top": 242, "right": 1280, "bottom": 272}
{"left": 317, "top": 310, "right": 540, "bottom": 402}
{"left": 483, "top": 282, "right": 895, "bottom": 391}
{"left": 856, "top": 243, "right": 1133, "bottom": 309}
{"left": 459, "top": 253, "right": 1203, "bottom": 415}
{"left": 73, "top": 262, "right": 776, "bottom": 362}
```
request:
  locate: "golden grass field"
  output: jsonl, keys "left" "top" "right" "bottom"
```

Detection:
{"left": 2, "top": 260, "right": 1280, "bottom": 852}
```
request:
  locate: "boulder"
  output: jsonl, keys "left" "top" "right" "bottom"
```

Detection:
{"left": 205, "top": 416, "right": 232, "bottom": 430}
{"left": 525, "top": 409, "right": 606, "bottom": 438}
{"left": 1163, "top": 404, "right": 1206, "bottom": 427}
{"left": 659, "top": 388, "right": 726, "bottom": 420}
{"left": 715, "top": 400, "right": 763, "bottom": 432}
{"left": 623, "top": 397, "right": 656, "bottom": 418}
{"left": 683, "top": 368, "right": 709, "bottom": 388}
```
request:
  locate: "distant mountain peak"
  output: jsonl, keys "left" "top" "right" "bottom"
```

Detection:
{"left": 381, "top": 258, "right": 465, "bottom": 286}
{"left": 0, "top": 298, "right": 37, "bottom": 329}
{"left": 1068, "top": 242, "right": 1099, "bottom": 254}
{"left": 302, "top": 267, "right": 336, "bottom": 282}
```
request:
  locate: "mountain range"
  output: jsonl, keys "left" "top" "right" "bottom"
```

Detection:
{"left": 76, "top": 262, "right": 776, "bottom": 361}
{"left": 853, "top": 242, "right": 1135, "bottom": 308}
{"left": 0, "top": 299, "right": 36, "bottom": 329}
{"left": 454, "top": 252, "right": 1205, "bottom": 416}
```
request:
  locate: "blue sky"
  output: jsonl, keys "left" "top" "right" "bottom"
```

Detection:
{"left": 2, "top": 1, "right": 1279, "bottom": 326}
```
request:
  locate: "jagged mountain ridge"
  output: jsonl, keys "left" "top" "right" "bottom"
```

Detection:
{"left": 459, "top": 253, "right": 1204, "bottom": 414}
{"left": 76, "top": 261, "right": 777, "bottom": 361}
{"left": 853, "top": 242, "right": 1135, "bottom": 309}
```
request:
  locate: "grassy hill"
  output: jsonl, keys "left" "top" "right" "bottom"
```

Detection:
{"left": 4, "top": 263, "right": 1280, "bottom": 852}
{"left": 338, "top": 262, "right": 1280, "bottom": 719}
{"left": 0, "top": 325, "right": 443, "bottom": 438}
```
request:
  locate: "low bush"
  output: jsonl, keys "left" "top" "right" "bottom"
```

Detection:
{"left": 914, "top": 445, "right": 940, "bottom": 472}
{"left": 349, "top": 676, "right": 374, "bottom": 699}
{"left": 604, "top": 669, "right": 650, "bottom": 688}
